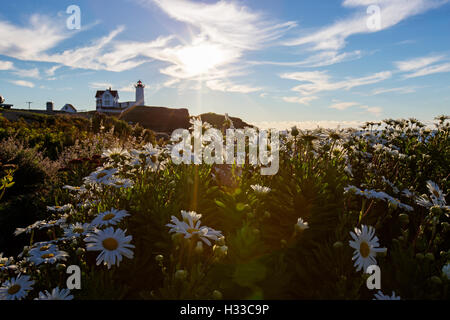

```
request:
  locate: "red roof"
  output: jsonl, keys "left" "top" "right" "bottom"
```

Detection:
{"left": 95, "top": 90, "right": 118, "bottom": 98}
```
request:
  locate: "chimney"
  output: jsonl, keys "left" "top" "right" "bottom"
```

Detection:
{"left": 46, "top": 101, "right": 54, "bottom": 112}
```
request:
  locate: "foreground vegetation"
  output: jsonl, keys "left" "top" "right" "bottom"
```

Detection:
{"left": 0, "top": 113, "right": 449, "bottom": 300}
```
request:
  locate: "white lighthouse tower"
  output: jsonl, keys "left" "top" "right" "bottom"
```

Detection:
{"left": 135, "top": 80, "right": 145, "bottom": 106}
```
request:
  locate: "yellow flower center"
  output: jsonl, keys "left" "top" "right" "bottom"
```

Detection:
{"left": 115, "top": 181, "right": 124, "bottom": 186}
{"left": 186, "top": 228, "right": 199, "bottom": 234}
{"left": 102, "top": 238, "right": 119, "bottom": 251}
{"left": 151, "top": 155, "right": 158, "bottom": 163}
{"left": 40, "top": 246, "right": 50, "bottom": 251}
{"left": 73, "top": 228, "right": 84, "bottom": 234}
{"left": 102, "top": 213, "right": 116, "bottom": 221}
{"left": 55, "top": 206, "right": 61, "bottom": 209}
{"left": 41, "top": 253, "right": 55, "bottom": 259}
{"left": 432, "top": 190, "right": 439, "bottom": 198}
{"left": 8, "top": 284, "right": 21, "bottom": 295}
{"left": 360, "top": 241, "right": 371, "bottom": 258}
{"left": 97, "top": 172, "right": 107, "bottom": 179}
{"left": 0, "top": 263, "right": 5, "bottom": 267}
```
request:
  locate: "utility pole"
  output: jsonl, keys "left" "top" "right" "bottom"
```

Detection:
{"left": 26, "top": 101, "right": 33, "bottom": 110}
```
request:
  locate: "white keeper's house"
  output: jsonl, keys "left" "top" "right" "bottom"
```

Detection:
{"left": 96, "top": 80, "right": 145, "bottom": 114}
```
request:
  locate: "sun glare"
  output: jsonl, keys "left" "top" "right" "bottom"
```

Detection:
{"left": 177, "top": 43, "right": 229, "bottom": 77}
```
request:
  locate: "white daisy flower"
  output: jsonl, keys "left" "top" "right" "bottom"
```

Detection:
{"left": 84, "top": 227, "right": 135, "bottom": 269}
{"left": 426, "top": 180, "right": 448, "bottom": 208}
{"left": 142, "top": 144, "right": 164, "bottom": 171}
{"left": 166, "top": 211, "right": 223, "bottom": 246}
{"left": 427, "top": 180, "right": 446, "bottom": 202}
{"left": 84, "top": 168, "right": 118, "bottom": 185}
{"left": 0, "top": 274, "right": 34, "bottom": 300}
{"left": 181, "top": 210, "right": 202, "bottom": 225}
{"left": 63, "top": 222, "right": 93, "bottom": 239}
{"left": 46, "top": 204, "right": 73, "bottom": 213}
{"left": 102, "top": 148, "right": 130, "bottom": 158}
{"left": 442, "top": 263, "right": 450, "bottom": 280}
{"left": 28, "top": 243, "right": 69, "bottom": 266}
{"left": 349, "top": 225, "right": 387, "bottom": 273}
{"left": 63, "top": 185, "right": 86, "bottom": 193}
{"left": 105, "top": 177, "right": 134, "bottom": 189}
{"left": 373, "top": 290, "right": 401, "bottom": 300}
{"left": 250, "top": 184, "right": 271, "bottom": 194}
{"left": 401, "top": 189, "right": 414, "bottom": 198}
{"left": 0, "top": 253, "right": 18, "bottom": 272}
{"left": 35, "top": 287, "right": 73, "bottom": 300}
{"left": 295, "top": 218, "right": 309, "bottom": 232}
{"left": 14, "top": 220, "right": 46, "bottom": 236}
{"left": 38, "top": 214, "right": 69, "bottom": 230}
{"left": 90, "top": 209, "right": 130, "bottom": 228}
{"left": 417, "top": 180, "right": 448, "bottom": 210}
{"left": 416, "top": 194, "right": 433, "bottom": 208}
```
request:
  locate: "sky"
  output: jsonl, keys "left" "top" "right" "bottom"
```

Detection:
{"left": 0, "top": 0, "right": 449, "bottom": 129}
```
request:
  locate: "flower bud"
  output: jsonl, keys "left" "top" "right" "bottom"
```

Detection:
{"left": 430, "top": 206, "right": 443, "bottom": 217}
{"left": 212, "top": 290, "right": 223, "bottom": 300}
{"left": 217, "top": 236, "right": 226, "bottom": 246}
{"left": 425, "top": 253, "right": 435, "bottom": 261}
{"left": 155, "top": 255, "right": 164, "bottom": 262}
{"left": 175, "top": 269, "right": 188, "bottom": 281}
{"left": 430, "top": 276, "right": 442, "bottom": 285}
{"left": 333, "top": 241, "right": 343, "bottom": 249}
{"left": 415, "top": 253, "right": 424, "bottom": 260}
{"left": 195, "top": 241, "right": 204, "bottom": 255}
{"left": 399, "top": 214, "right": 409, "bottom": 225}
{"left": 56, "top": 263, "right": 66, "bottom": 271}
{"left": 219, "top": 245, "right": 228, "bottom": 256}
{"left": 76, "top": 247, "right": 85, "bottom": 256}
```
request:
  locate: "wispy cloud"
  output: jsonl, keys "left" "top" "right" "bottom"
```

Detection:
{"left": 360, "top": 105, "right": 383, "bottom": 116}
{"left": 0, "top": 14, "right": 69, "bottom": 60}
{"left": 371, "top": 86, "right": 418, "bottom": 95}
{"left": 139, "top": 0, "right": 295, "bottom": 88}
{"left": 251, "top": 50, "right": 364, "bottom": 68}
{"left": 281, "top": 70, "right": 392, "bottom": 96}
{"left": 395, "top": 55, "right": 445, "bottom": 72}
{"left": 395, "top": 54, "right": 450, "bottom": 78}
{"left": 282, "top": 96, "right": 318, "bottom": 105}
{"left": 89, "top": 82, "right": 113, "bottom": 89}
{"left": 12, "top": 67, "right": 40, "bottom": 79}
{"left": 404, "top": 62, "right": 450, "bottom": 79}
{"left": 329, "top": 101, "right": 359, "bottom": 110}
{"left": 0, "top": 1, "right": 294, "bottom": 93}
{"left": 329, "top": 101, "right": 383, "bottom": 116}
{"left": 9, "top": 80, "right": 35, "bottom": 88}
{"left": 205, "top": 79, "right": 261, "bottom": 93}
{"left": 45, "top": 65, "right": 61, "bottom": 77}
{"left": 284, "top": 0, "right": 448, "bottom": 51}
{"left": 0, "top": 60, "right": 14, "bottom": 70}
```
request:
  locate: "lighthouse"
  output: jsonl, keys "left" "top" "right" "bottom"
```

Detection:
{"left": 135, "top": 80, "right": 145, "bottom": 106}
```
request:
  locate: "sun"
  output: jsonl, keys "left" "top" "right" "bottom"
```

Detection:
{"left": 176, "top": 43, "right": 229, "bottom": 77}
